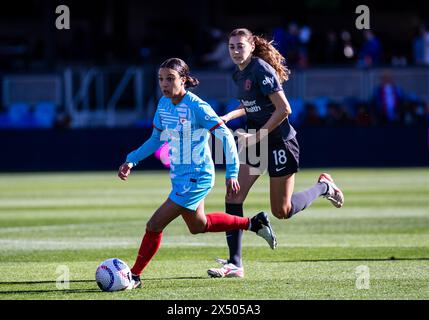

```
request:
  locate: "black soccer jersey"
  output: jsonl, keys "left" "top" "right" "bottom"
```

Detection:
{"left": 233, "top": 57, "right": 296, "bottom": 142}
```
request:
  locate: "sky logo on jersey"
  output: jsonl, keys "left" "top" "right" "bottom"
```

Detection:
{"left": 262, "top": 75, "right": 275, "bottom": 87}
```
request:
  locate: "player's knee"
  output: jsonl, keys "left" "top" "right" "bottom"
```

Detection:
{"left": 187, "top": 223, "right": 206, "bottom": 234}
{"left": 225, "top": 192, "right": 246, "bottom": 204}
{"left": 272, "top": 204, "right": 292, "bottom": 220}
{"left": 146, "top": 220, "right": 162, "bottom": 232}
{"left": 188, "top": 228, "right": 200, "bottom": 235}
{"left": 272, "top": 210, "right": 286, "bottom": 219}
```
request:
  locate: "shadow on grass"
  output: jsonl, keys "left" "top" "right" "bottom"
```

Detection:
{"left": 0, "top": 280, "right": 98, "bottom": 295}
{"left": 0, "top": 289, "right": 101, "bottom": 295}
{"left": 0, "top": 280, "right": 94, "bottom": 285}
{"left": 0, "top": 276, "right": 204, "bottom": 286}
{"left": 143, "top": 276, "right": 206, "bottom": 281}
{"left": 0, "top": 276, "right": 206, "bottom": 295}
{"left": 263, "top": 257, "right": 429, "bottom": 263}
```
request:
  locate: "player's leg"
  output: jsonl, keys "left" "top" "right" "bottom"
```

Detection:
{"left": 181, "top": 199, "right": 207, "bottom": 234}
{"left": 269, "top": 138, "right": 329, "bottom": 219}
{"left": 226, "top": 164, "right": 261, "bottom": 205}
{"left": 270, "top": 172, "right": 344, "bottom": 219}
{"left": 271, "top": 172, "right": 326, "bottom": 219}
{"left": 270, "top": 137, "right": 344, "bottom": 218}
{"left": 269, "top": 173, "right": 295, "bottom": 219}
{"left": 130, "top": 198, "right": 184, "bottom": 287}
{"left": 181, "top": 199, "right": 250, "bottom": 234}
{"left": 181, "top": 197, "right": 247, "bottom": 279}
{"left": 224, "top": 164, "right": 261, "bottom": 268}
{"left": 180, "top": 197, "right": 276, "bottom": 247}
{"left": 269, "top": 137, "right": 330, "bottom": 219}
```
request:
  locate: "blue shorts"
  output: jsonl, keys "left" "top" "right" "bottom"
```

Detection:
{"left": 168, "top": 178, "right": 213, "bottom": 211}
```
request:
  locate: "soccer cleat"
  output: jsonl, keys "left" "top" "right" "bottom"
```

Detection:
{"left": 318, "top": 173, "right": 344, "bottom": 208}
{"left": 126, "top": 273, "right": 142, "bottom": 289}
{"left": 214, "top": 258, "right": 228, "bottom": 265}
{"left": 250, "top": 212, "right": 277, "bottom": 250}
{"left": 207, "top": 262, "right": 244, "bottom": 278}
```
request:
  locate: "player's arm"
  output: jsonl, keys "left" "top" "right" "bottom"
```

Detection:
{"left": 239, "top": 63, "right": 291, "bottom": 144}
{"left": 126, "top": 126, "right": 163, "bottom": 167}
{"left": 258, "top": 90, "right": 291, "bottom": 139}
{"left": 118, "top": 126, "right": 163, "bottom": 180}
{"left": 210, "top": 123, "right": 240, "bottom": 179}
{"left": 196, "top": 103, "right": 240, "bottom": 194}
{"left": 118, "top": 107, "right": 164, "bottom": 180}
{"left": 211, "top": 123, "right": 241, "bottom": 195}
{"left": 238, "top": 91, "right": 290, "bottom": 145}
{"left": 220, "top": 104, "right": 246, "bottom": 124}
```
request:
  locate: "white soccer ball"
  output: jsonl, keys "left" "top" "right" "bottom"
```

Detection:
{"left": 95, "top": 258, "right": 132, "bottom": 292}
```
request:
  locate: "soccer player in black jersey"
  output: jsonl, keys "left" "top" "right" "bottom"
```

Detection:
{"left": 207, "top": 28, "right": 345, "bottom": 278}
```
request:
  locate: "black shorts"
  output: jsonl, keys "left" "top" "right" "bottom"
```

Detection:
{"left": 245, "top": 136, "right": 300, "bottom": 177}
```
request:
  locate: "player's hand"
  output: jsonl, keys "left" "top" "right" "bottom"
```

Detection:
{"left": 220, "top": 115, "right": 229, "bottom": 124}
{"left": 226, "top": 178, "right": 240, "bottom": 196}
{"left": 236, "top": 131, "right": 258, "bottom": 152}
{"left": 118, "top": 163, "right": 133, "bottom": 181}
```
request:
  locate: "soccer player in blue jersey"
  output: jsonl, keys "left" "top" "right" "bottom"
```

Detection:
{"left": 207, "top": 28, "right": 345, "bottom": 278}
{"left": 117, "top": 58, "right": 276, "bottom": 288}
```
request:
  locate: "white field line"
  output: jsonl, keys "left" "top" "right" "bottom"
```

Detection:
{"left": 0, "top": 234, "right": 428, "bottom": 251}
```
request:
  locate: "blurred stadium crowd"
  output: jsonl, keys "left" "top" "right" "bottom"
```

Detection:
{"left": 1, "top": 0, "right": 429, "bottom": 129}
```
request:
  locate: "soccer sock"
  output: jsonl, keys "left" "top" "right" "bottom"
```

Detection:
{"left": 130, "top": 229, "right": 163, "bottom": 276}
{"left": 288, "top": 182, "right": 328, "bottom": 217}
{"left": 204, "top": 212, "right": 250, "bottom": 233}
{"left": 225, "top": 203, "right": 244, "bottom": 267}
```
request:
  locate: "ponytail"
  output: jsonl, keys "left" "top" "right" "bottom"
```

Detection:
{"left": 185, "top": 75, "right": 199, "bottom": 89}
{"left": 253, "top": 35, "right": 290, "bottom": 84}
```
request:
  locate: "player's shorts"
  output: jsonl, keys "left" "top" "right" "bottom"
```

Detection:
{"left": 168, "top": 177, "right": 214, "bottom": 211}
{"left": 246, "top": 136, "right": 300, "bottom": 178}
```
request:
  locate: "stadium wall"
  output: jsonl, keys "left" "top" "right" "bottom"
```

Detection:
{"left": 1, "top": 127, "right": 428, "bottom": 172}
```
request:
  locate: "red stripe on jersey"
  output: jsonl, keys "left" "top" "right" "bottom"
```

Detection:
{"left": 209, "top": 122, "right": 223, "bottom": 132}
{"left": 152, "top": 124, "right": 162, "bottom": 132}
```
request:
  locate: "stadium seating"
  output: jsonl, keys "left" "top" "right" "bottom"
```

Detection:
{"left": 312, "top": 96, "right": 330, "bottom": 118}
{"left": 33, "top": 102, "right": 57, "bottom": 128}
{"left": 288, "top": 97, "right": 305, "bottom": 126}
{"left": 0, "top": 102, "right": 58, "bottom": 129}
{"left": 1, "top": 103, "right": 36, "bottom": 128}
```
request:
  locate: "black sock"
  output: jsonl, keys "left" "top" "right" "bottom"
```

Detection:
{"left": 225, "top": 203, "right": 243, "bottom": 267}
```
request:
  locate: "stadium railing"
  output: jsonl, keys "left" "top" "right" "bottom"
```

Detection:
{"left": 1, "top": 67, "right": 428, "bottom": 128}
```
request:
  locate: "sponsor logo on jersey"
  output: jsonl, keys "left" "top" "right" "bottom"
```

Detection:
{"left": 245, "top": 105, "right": 262, "bottom": 113}
{"left": 205, "top": 114, "right": 218, "bottom": 121}
{"left": 262, "top": 75, "right": 275, "bottom": 87}
{"left": 241, "top": 99, "right": 261, "bottom": 113}
{"left": 242, "top": 100, "right": 256, "bottom": 107}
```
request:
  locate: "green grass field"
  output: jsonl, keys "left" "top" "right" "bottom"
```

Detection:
{"left": 0, "top": 168, "right": 428, "bottom": 300}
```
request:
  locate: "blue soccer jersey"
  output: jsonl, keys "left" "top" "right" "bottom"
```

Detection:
{"left": 125, "top": 91, "right": 239, "bottom": 209}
